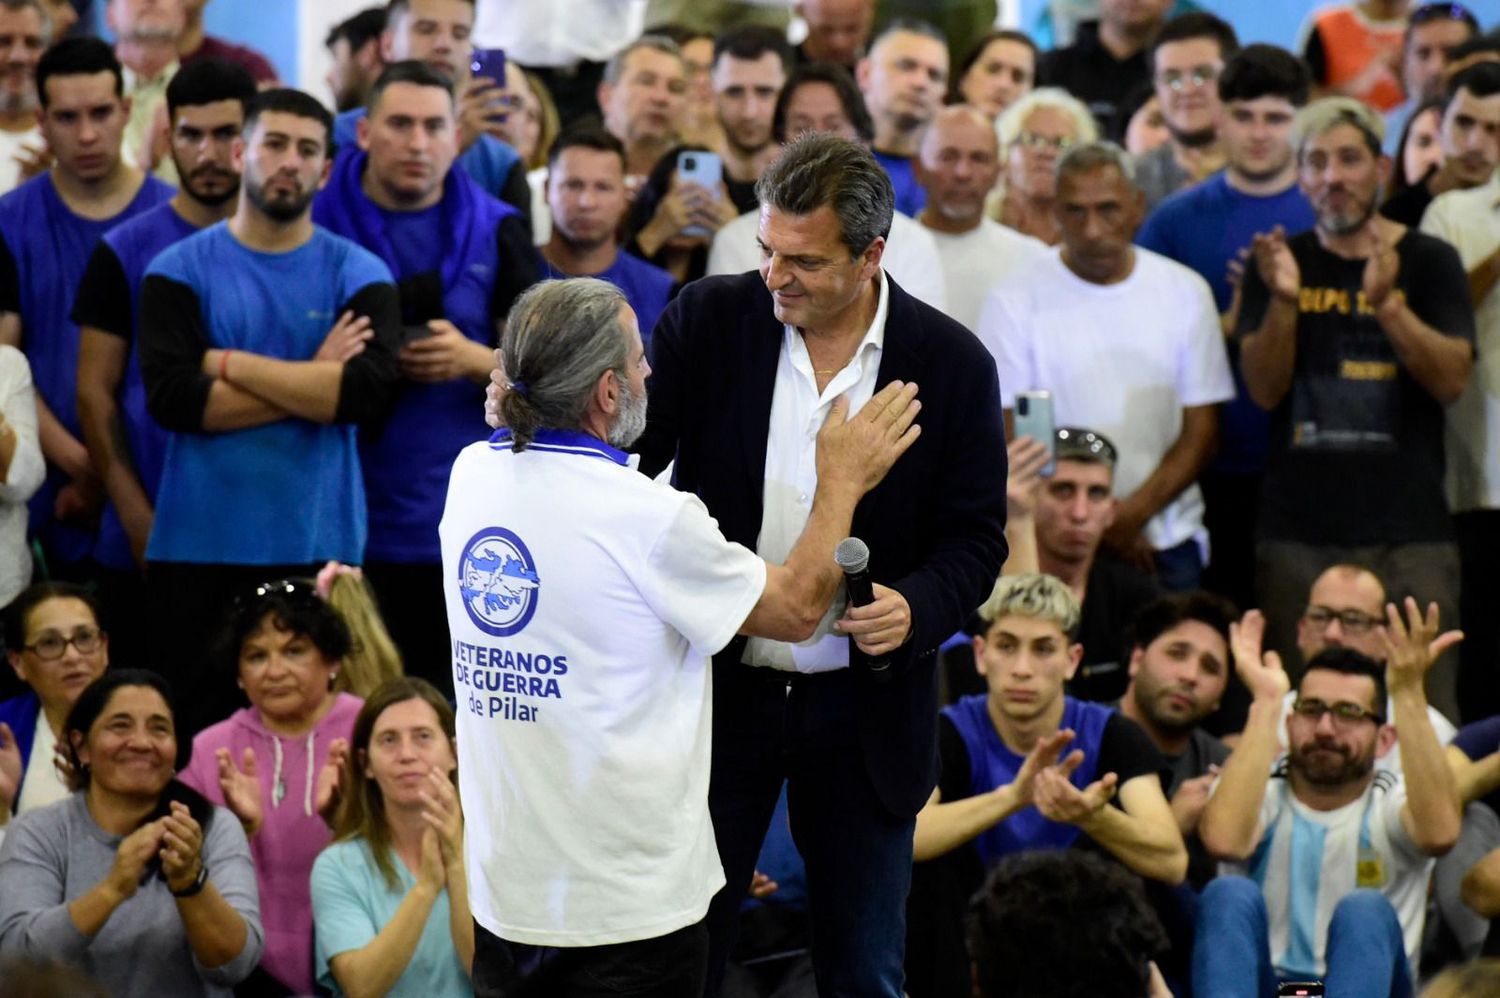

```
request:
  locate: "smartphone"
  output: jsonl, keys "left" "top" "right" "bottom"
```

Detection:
{"left": 470, "top": 47, "right": 507, "bottom": 86}
{"left": 402, "top": 324, "right": 436, "bottom": 343}
{"left": 677, "top": 150, "right": 722, "bottom": 238}
{"left": 1014, "top": 390, "right": 1056, "bottom": 477}
{"left": 1276, "top": 984, "right": 1325, "bottom": 997}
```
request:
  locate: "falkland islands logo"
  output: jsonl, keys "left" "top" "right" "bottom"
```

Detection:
{"left": 458, "top": 527, "right": 540, "bottom": 637}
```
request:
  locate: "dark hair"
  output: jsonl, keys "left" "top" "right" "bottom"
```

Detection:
{"left": 547, "top": 124, "right": 625, "bottom": 172}
{"left": 953, "top": 30, "right": 1038, "bottom": 101}
{"left": 1392, "top": 95, "right": 1446, "bottom": 192}
{"left": 968, "top": 850, "right": 1167, "bottom": 998}
{"left": 1128, "top": 591, "right": 1237, "bottom": 655}
{"left": 326, "top": 6, "right": 386, "bottom": 52}
{"left": 35, "top": 37, "right": 122, "bottom": 110}
{"left": 3, "top": 582, "right": 102, "bottom": 653}
{"left": 772, "top": 61, "right": 874, "bottom": 144}
{"left": 1405, "top": 3, "right": 1480, "bottom": 46}
{"left": 385, "top": 0, "right": 473, "bottom": 23}
{"left": 332, "top": 676, "right": 457, "bottom": 889}
{"left": 1218, "top": 43, "right": 1312, "bottom": 106}
{"left": 755, "top": 131, "right": 892, "bottom": 256}
{"left": 1302, "top": 647, "right": 1388, "bottom": 719}
{"left": 214, "top": 578, "right": 353, "bottom": 678}
{"left": 165, "top": 58, "right": 258, "bottom": 120}
{"left": 870, "top": 17, "right": 947, "bottom": 52}
{"left": 1447, "top": 34, "right": 1500, "bottom": 65}
{"left": 649, "top": 23, "right": 712, "bottom": 50}
{"left": 1111, "top": 80, "right": 1158, "bottom": 139}
{"left": 1445, "top": 59, "right": 1500, "bottom": 103}
{"left": 712, "top": 24, "right": 792, "bottom": 71}
{"left": 244, "top": 87, "right": 335, "bottom": 150}
{"left": 366, "top": 58, "right": 454, "bottom": 112}
{"left": 1149, "top": 12, "right": 1241, "bottom": 72}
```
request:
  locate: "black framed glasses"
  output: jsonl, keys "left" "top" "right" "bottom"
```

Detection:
{"left": 24, "top": 625, "right": 105, "bottom": 660}
{"left": 1302, "top": 605, "right": 1382, "bottom": 635}
{"left": 1055, "top": 427, "right": 1117, "bottom": 465}
{"left": 1292, "top": 697, "right": 1384, "bottom": 727}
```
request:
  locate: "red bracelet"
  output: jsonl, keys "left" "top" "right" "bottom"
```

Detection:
{"left": 218, "top": 349, "right": 233, "bottom": 383}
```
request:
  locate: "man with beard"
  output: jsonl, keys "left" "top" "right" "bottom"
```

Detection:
{"left": 712, "top": 26, "right": 789, "bottom": 214}
{"left": 325, "top": 7, "right": 386, "bottom": 114}
{"left": 138, "top": 88, "right": 400, "bottom": 735}
{"left": 1381, "top": 61, "right": 1500, "bottom": 226}
{"left": 1196, "top": 603, "right": 1462, "bottom": 995}
{"left": 1382, "top": 2, "right": 1478, "bottom": 156}
{"left": 72, "top": 58, "right": 254, "bottom": 665}
{"left": 540, "top": 127, "right": 672, "bottom": 351}
{"left": 445, "top": 277, "right": 921, "bottom": 996}
{"left": 0, "top": 38, "right": 173, "bottom": 581}
{"left": 312, "top": 59, "right": 537, "bottom": 697}
{"left": 1238, "top": 97, "right": 1474, "bottom": 721}
{"left": 1136, "top": 44, "right": 1314, "bottom": 614}
{"left": 1134, "top": 13, "right": 1238, "bottom": 212}
{"left": 1116, "top": 592, "right": 1235, "bottom": 886}
{"left": 0, "top": 0, "right": 48, "bottom": 195}
{"left": 857, "top": 20, "right": 948, "bottom": 218}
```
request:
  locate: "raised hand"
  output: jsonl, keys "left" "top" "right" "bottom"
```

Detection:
{"left": 215, "top": 747, "right": 263, "bottom": 835}
{"left": 484, "top": 349, "right": 506, "bottom": 429}
{"left": 316, "top": 738, "right": 350, "bottom": 826}
{"left": 419, "top": 767, "right": 464, "bottom": 873}
{"left": 1361, "top": 226, "right": 1401, "bottom": 311}
{"left": 1229, "top": 609, "right": 1289, "bottom": 702}
{"left": 315, "top": 311, "right": 374, "bottom": 364}
{"left": 160, "top": 800, "right": 205, "bottom": 893}
{"left": 1169, "top": 766, "right": 1220, "bottom": 836}
{"left": 814, "top": 380, "right": 922, "bottom": 496}
{"left": 416, "top": 825, "right": 447, "bottom": 894}
{"left": 1251, "top": 226, "right": 1300, "bottom": 303}
{"left": 1006, "top": 435, "right": 1050, "bottom": 521}
{"left": 1034, "top": 751, "right": 1118, "bottom": 826}
{"left": 1005, "top": 729, "right": 1076, "bottom": 809}
{"left": 1381, "top": 597, "right": 1462, "bottom": 695}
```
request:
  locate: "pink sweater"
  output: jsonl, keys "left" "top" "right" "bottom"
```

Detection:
{"left": 180, "top": 693, "right": 362, "bottom": 995}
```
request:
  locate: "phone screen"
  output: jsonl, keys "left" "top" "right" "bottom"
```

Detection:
{"left": 1013, "top": 391, "right": 1056, "bottom": 477}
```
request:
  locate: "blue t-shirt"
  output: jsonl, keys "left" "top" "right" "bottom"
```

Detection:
{"left": 873, "top": 150, "right": 926, "bottom": 218}
{"left": 334, "top": 107, "right": 521, "bottom": 203}
{"left": 73, "top": 202, "right": 200, "bottom": 570}
{"left": 311, "top": 838, "right": 471, "bottom": 998}
{"left": 541, "top": 249, "right": 674, "bottom": 358}
{"left": 0, "top": 173, "right": 173, "bottom": 561}
{"left": 143, "top": 223, "right": 394, "bottom": 565}
{"left": 1136, "top": 172, "right": 1316, "bottom": 475}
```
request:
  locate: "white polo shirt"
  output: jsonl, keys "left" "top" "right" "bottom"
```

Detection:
{"left": 741, "top": 271, "right": 889, "bottom": 674}
{"left": 440, "top": 427, "right": 767, "bottom": 946}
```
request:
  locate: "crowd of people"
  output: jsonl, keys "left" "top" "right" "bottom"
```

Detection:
{"left": 0, "top": 0, "right": 1497, "bottom": 996}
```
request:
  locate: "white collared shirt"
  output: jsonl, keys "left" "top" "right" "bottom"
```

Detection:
{"left": 742, "top": 272, "right": 890, "bottom": 673}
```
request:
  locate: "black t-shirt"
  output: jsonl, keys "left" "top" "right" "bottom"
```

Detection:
{"left": 1070, "top": 555, "right": 1163, "bottom": 703}
{"left": 1037, "top": 21, "right": 1149, "bottom": 142}
{"left": 1380, "top": 181, "right": 1434, "bottom": 228}
{"left": 1237, "top": 228, "right": 1475, "bottom": 544}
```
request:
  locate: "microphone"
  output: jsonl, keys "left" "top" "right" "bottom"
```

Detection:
{"left": 835, "top": 537, "right": 891, "bottom": 681}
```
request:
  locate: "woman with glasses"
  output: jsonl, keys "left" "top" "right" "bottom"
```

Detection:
{"left": 311, "top": 677, "right": 471, "bottom": 997}
{"left": 0, "top": 583, "right": 110, "bottom": 833}
{"left": 0, "top": 669, "right": 263, "bottom": 996}
{"left": 176, "top": 579, "right": 363, "bottom": 997}
{"left": 990, "top": 87, "right": 1098, "bottom": 245}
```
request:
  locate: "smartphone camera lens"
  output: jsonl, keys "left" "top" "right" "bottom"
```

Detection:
{"left": 1017, "top": 397, "right": 1030, "bottom": 416}
{"left": 683, "top": 157, "right": 697, "bottom": 170}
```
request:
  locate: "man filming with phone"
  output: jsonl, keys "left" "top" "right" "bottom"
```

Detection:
{"left": 313, "top": 59, "right": 539, "bottom": 697}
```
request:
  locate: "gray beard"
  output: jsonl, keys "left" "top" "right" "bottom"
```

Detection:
{"left": 608, "top": 377, "right": 648, "bottom": 448}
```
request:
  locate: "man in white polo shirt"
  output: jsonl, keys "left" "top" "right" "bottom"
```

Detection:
{"left": 441, "top": 277, "right": 920, "bottom": 996}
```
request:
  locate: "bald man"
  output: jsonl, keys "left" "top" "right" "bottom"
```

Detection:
{"left": 914, "top": 104, "right": 1048, "bottom": 330}
{"left": 794, "top": 0, "right": 875, "bottom": 71}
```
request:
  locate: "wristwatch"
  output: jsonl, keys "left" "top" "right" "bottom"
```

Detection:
{"left": 170, "top": 863, "right": 208, "bottom": 898}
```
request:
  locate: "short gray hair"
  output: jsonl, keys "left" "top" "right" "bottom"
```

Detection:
{"left": 976, "top": 573, "right": 1082, "bottom": 639}
{"left": 1056, "top": 140, "right": 1136, "bottom": 186}
{"left": 1293, "top": 96, "right": 1384, "bottom": 161}
{"left": 755, "top": 132, "right": 893, "bottom": 257}
{"left": 497, "top": 279, "right": 629, "bottom": 451}
{"left": 603, "top": 34, "right": 682, "bottom": 86}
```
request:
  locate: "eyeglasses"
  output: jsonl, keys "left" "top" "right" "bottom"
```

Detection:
{"left": 24, "top": 626, "right": 104, "bottom": 660}
{"left": 1410, "top": 3, "right": 1475, "bottom": 27}
{"left": 1014, "top": 131, "right": 1076, "bottom": 152}
{"left": 1302, "top": 606, "right": 1382, "bottom": 635}
{"left": 1292, "top": 697, "right": 1384, "bottom": 727}
{"left": 1055, "top": 427, "right": 1117, "bottom": 465}
{"left": 1156, "top": 64, "right": 1222, "bottom": 91}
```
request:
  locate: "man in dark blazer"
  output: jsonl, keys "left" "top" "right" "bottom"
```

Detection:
{"left": 635, "top": 132, "right": 1008, "bottom": 997}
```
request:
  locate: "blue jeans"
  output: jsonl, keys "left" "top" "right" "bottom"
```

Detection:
{"left": 1192, "top": 876, "right": 1413, "bottom": 998}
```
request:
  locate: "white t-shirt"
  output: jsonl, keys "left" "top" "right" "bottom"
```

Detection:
{"left": 1420, "top": 176, "right": 1500, "bottom": 512}
{"left": 15, "top": 718, "right": 68, "bottom": 816}
{"left": 925, "top": 218, "right": 1051, "bottom": 333}
{"left": 0, "top": 125, "right": 41, "bottom": 197}
{"left": 707, "top": 207, "right": 948, "bottom": 315}
{"left": 742, "top": 271, "right": 888, "bottom": 674}
{"left": 976, "top": 247, "right": 1234, "bottom": 551}
{"left": 440, "top": 428, "right": 767, "bottom": 947}
{"left": 1222, "top": 769, "right": 1430, "bottom": 980}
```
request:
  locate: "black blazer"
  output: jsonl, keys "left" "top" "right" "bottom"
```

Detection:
{"left": 637, "top": 271, "right": 1009, "bottom": 819}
